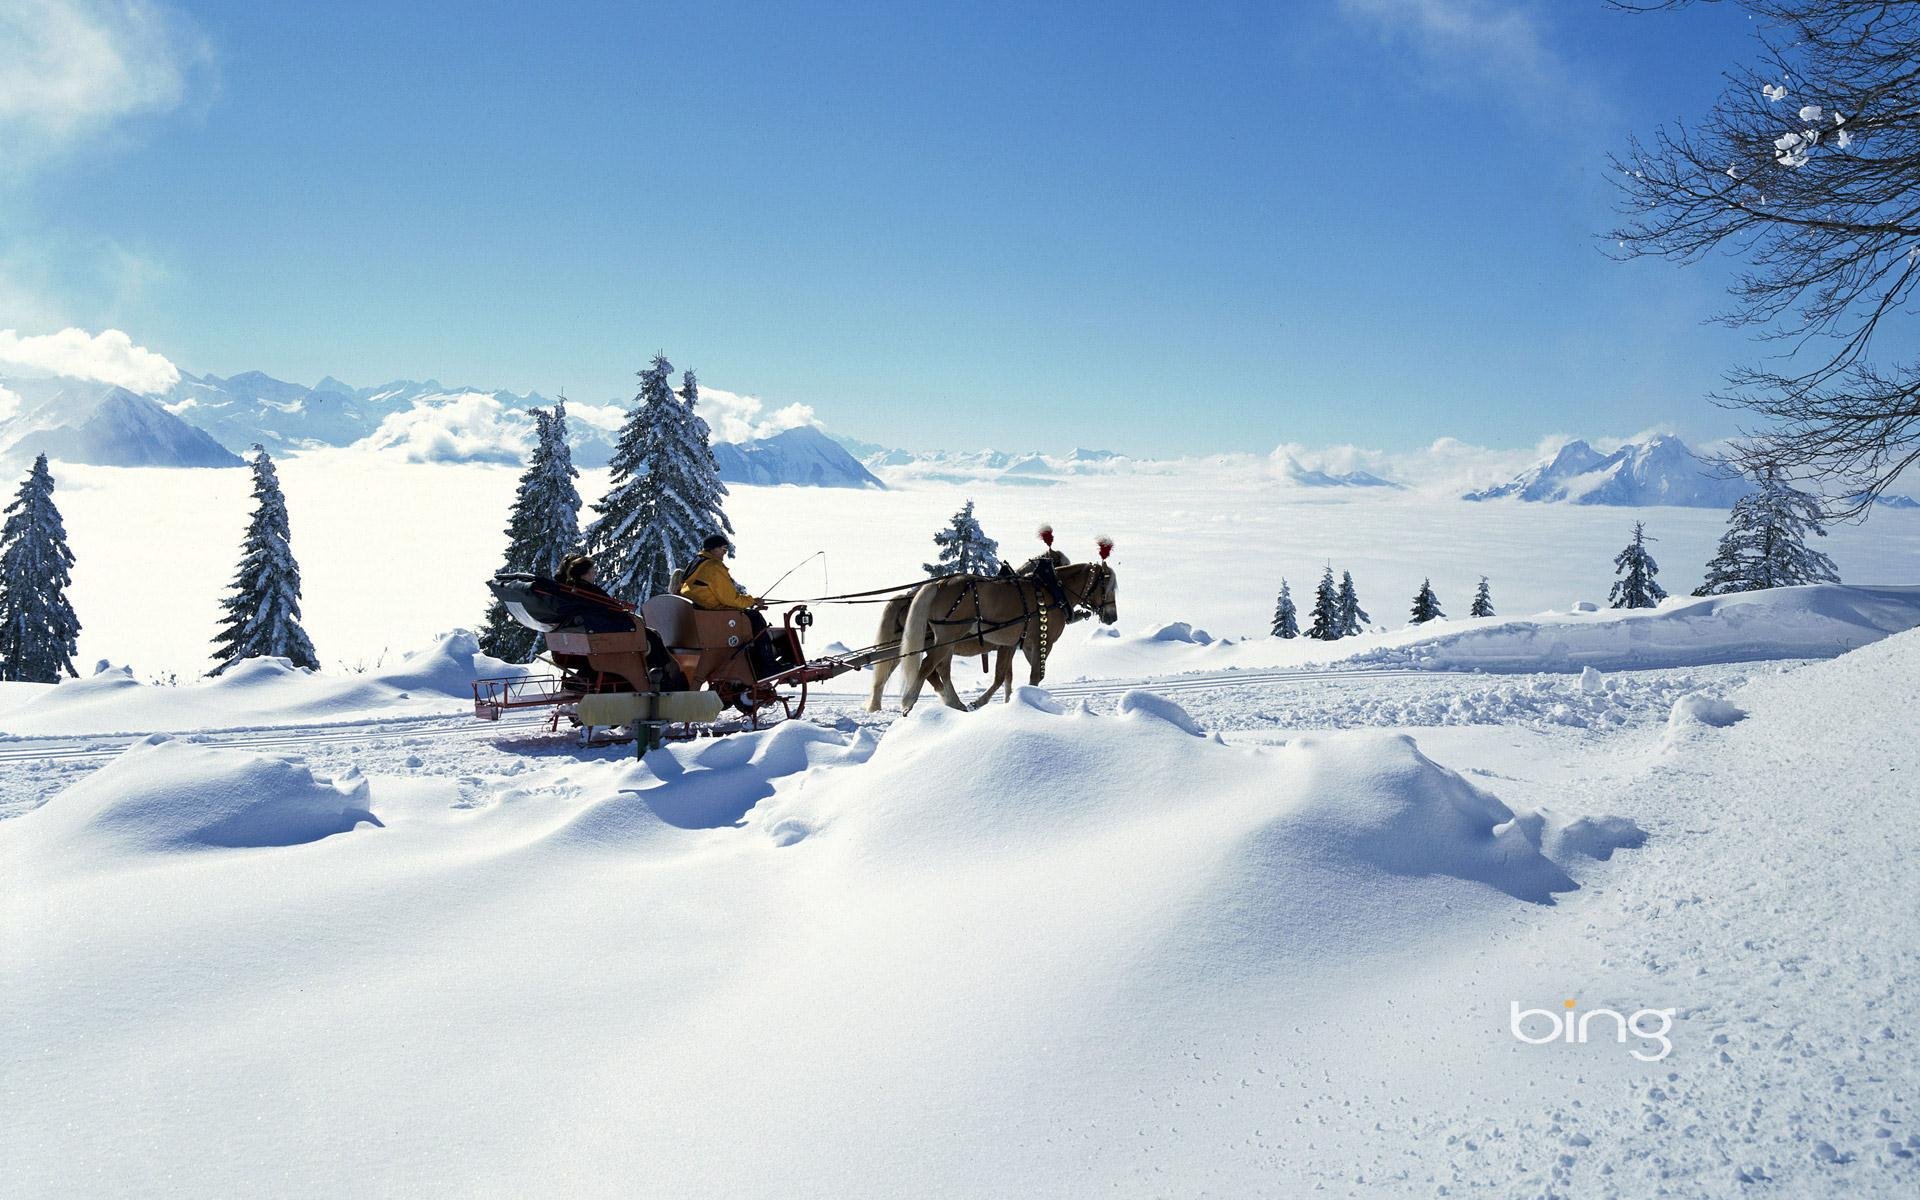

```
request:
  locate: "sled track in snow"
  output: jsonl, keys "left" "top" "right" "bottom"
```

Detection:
{"left": 0, "top": 667, "right": 1437, "bottom": 765}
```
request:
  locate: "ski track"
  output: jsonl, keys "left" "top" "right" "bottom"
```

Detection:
{"left": 0, "top": 661, "right": 1780, "bottom": 820}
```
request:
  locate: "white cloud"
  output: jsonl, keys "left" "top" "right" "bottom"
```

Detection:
{"left": 1338, "top": 0, "right": 1592, "bottom": 119}
{"left": 0, "top": 384, "right": 21, "bottom": 422}
{"left": 0, "top": 326, "right": 180, "bottom": 392}
{"left": 355, "top": 392, "right": 534, "bottom": 465}
{"left": 688, "top": 385, "right": 817, "bottom": 445}
{"left": 0, "top": 0, "right": 210, "bottom": 160}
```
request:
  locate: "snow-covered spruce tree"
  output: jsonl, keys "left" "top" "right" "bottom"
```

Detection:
{"left": 480, "top": 401, "right": 583, "bottom": 661}
{"left": 1335, "top": 570, "right": 1371, "bottom": 638}
{"left": 0, "top": 454, "right": 81, "bottom": 683}
{"left": 585, "top": 354, "right": 731, "bottom": 603}
{"left": 1609, "top": 521, "right": 1668, "bottom": 610}
{"left": 1696, "top": 472, "right": 1841, "bottom": 595}
{"left": 210, "top": 445, "right": 319, "bottom": 675}
{"left": 1469, "top": 576, "right": 1495, "bottom": 618}
{"left": 925, "top": 500, "right": 1001, "bottom": 577}
{"left": 1270, "top": 579, "right": 1299, "bottom": 638}
{"left": 1306, "top": 566, "right": 1341, "bottom": 641}
{"left": 1409, "top": 578, "right": 1444, "bottom": 625}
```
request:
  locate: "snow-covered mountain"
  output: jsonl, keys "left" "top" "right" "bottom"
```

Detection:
{"left": 1465, "top": 435, "right": 1752, "bottom": 507}
{"left": 710, "top": 425, "right": 884, "bottom": 489}
{"left": 1271, "top": 452, "right": 1401, "bottom": 489}
{"left": 0, "top": 377, "right": 241, "bottom": 469}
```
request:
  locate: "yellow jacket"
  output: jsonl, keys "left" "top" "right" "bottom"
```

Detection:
{"left": 679, "top": 556, "right": 758, "bottom": 611}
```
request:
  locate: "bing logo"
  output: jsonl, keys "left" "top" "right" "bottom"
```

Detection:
{"left": 1510, "top": 998, "right": 1676, "bottom": 1062}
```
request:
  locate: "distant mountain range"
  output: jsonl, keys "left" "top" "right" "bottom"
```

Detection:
{"left": 6, "top": 366, "right": 1917, "bottom": 507}
{"left": 0, "top": 368, "right": 878, "bottom": 487}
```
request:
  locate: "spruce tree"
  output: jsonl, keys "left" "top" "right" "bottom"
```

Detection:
{"left": 480, "top": 401, "right": 584, "bottom": 661}
{"left": 1270, "top": 579, "right": 1299, "bottom": 639}
{"left": 1469, "top": 576, "right": 1495, "bottom": 618}
{"left": 210, "top": 445, "right": 319, "bottom": 675}
{"left": 1335, "top": 570, "right": 1371, "bottom": 637}
{"left": 1609, "top": 522, "right": 1667, "bottom": 610}
{"left": 585, "top": 353, "right": 731, "bottom": 603}
{"left": 0, "top": 455, "right": 81, "bottom": 683}
{"left": 1410, "top": 578, "right": 1444, "bottom": 624}
{"left": 1307, "top": 565, "right": 1341, "bottom": 641}
{"left": 1696, "top": 472, "right": 1841, "bottom": 596}
{"left": 925, "top": 500, "right": 1000, "bottom": 576}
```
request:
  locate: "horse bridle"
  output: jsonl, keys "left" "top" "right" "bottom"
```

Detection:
{"left": 1060, "top": 562, "right": 1114, "bottom": 620}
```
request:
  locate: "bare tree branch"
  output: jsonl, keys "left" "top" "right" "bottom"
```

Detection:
{"left": 1608, "top": 0, "right": 1920, "bottom": 517}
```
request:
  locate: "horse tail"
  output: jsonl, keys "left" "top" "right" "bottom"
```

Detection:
{"left": 900, "top": 579, "right": 943, "bottom": 662}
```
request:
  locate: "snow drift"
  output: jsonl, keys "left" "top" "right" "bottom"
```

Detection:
{"left": 0, "top": 630, "right": 522, "bottom": 737}
{"left": 1350, "top": 584, "right": 1920, "bottom": 673}
{"left": 8, "top": 737, "right": 376, "bottom": 867}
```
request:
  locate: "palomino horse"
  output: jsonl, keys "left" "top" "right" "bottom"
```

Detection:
{"left": 863, "top": 551, "right": 1072, "bottom": 713}
{"left": 896, "top": 545, "right": 1119, "bottom": 713}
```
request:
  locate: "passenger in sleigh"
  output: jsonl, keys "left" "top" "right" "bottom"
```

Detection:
{"left": 552, "top": 553, "right": 685, "bottom": 688}
{"left": 677, "top": 533, "right": 792, "bottom": 678}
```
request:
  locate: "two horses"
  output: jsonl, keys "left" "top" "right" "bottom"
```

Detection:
{"left": 864, "top": 541, "right": 1120, "bottom": 713}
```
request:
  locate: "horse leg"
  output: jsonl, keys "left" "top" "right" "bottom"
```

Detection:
{"left": 968, "top": 646, "right": 1012, "bottom": 709}
{"left": 866, "top": 648, "right": 898, "bottom": 712}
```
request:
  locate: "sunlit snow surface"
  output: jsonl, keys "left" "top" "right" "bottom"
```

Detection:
{"left": 4, "top": 457, "right": 1920, "bottom": 1197}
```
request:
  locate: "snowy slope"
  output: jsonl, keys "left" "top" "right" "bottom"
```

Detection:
{"left": 1045, "top": 582, "right": 1920, "bottom": 680}
{"left": 1466, "top": 434, "right": 1753, "bottom": 506}
{"left": 5, "top": 627, "right": 1918, "bottom": 1196}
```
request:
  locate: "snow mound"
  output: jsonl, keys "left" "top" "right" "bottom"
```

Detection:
{"left": 0, "top": 629, "right": 525, "bottom": 737}
{"left": 1668, "top": 691, "right": 1748, "bottom": 731}
{"left": 553, "top": 720, "right": 879, "bottom": 848}
{"left": 1351, "top": 584, "right": 1920, "bottom": 673}
{"left": 9, "top": 737, "right": 378, "bottom": 864}
{"left": 1115, "top": 689, "right": 1206, "bottom": 735}
{"left": 363, "top": 629, "right": 506, "bottom": 695}
{"left": 759, "top": 689, "right": 1645, "bottom": 993}
{"left": 1142, "top": 620, "right": 1213, "bottom": 644}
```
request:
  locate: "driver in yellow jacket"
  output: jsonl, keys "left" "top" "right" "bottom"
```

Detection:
{"left": 679, "top": 533, "right": 764, "bottom": 612}
{"left": 680, "top": 533, "right": 783, "bottom": 677}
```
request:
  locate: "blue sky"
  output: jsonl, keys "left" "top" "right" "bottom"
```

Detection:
{"left": 1, "top": 0, "right": 1768, "bottom": 455}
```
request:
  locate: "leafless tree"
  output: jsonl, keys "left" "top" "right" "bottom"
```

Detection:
{"left": 1608, "top": 0, "right": 1920, "bottom": 515}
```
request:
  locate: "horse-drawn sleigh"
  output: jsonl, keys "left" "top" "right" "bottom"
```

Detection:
{"left": 471, "top": 528, "right": 1118, "bottom": 750}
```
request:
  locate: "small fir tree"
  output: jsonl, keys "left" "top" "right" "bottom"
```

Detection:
{"left": 1696, "top": 473, "right": 1841, "bottom": 595}
{"left": 1336, "top": 570, "right": 1371, "bottom": 637}
{"left": 1410, "top": 578, "right": 1444, "bottom": 624}
{"left": 0, "top": 454, "right": 81, "bottom": 683}
{"left": 1469, "top": 576, "right": 1495, "bottom": 618}
{"left": 1307, "top": 565, "right": 1341, "bottom": 641}
{"left": 480, "top": 401, "right": 583, "bottom": 661}
{"left": 1609, "top": 522, "right": 1668, "bottom": 610}
{"left": 210, "top": 445, "right": 319, "bottom": 675}
{"left": 1271, "top": 579, "right": 1299, "bottom": 638}
{"left": 585, "top": 354, "right": 731, "bottom": 602}
{"left": 925, "top": 500, "right": 1001, "bottom": 576}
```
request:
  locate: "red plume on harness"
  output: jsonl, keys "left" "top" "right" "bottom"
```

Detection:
{"left": 1096, "top": 536, "right": 1114, "bottom": 560}
{"left": 1038, "top": 524, "right": 1054, "bottom": 547}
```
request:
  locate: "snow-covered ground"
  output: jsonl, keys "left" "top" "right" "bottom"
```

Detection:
{"left": 8, "top": 455, "right": 1920, "bottom": 1197}
{"left": 4, "top": 582, "right": 1919, "bottom": 1196}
